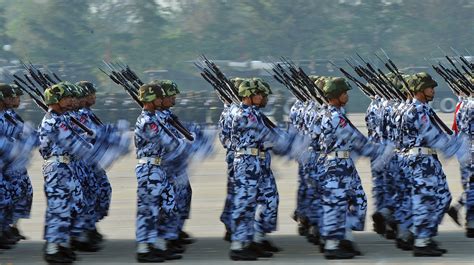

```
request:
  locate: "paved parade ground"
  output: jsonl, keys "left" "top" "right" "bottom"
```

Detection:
{"left": 1, "top": 114, "right": 473, "bottom": 264}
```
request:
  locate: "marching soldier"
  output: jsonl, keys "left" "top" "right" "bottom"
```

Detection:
{"left": 76, "top": 81, "right": 110, "bottom": 242}
{"left": 319, "top": 77, "right": 392, "bottom": 259}
{"left": 219, "top": 77, "right": 244, "bottom": 241}
{"left": 400, "top": 72, "right": 469, "bottom": 256}
{"left": 0, "top": 84, "right": 33, "bottom": 242}
{"left": 39, "top": 83, "right": 91, "bottom": 263}
{"left": 134, "top": 82, "right": 186, "bottom": 262}
{"left": 229, "top": 79, "right": 289, "bottom": 260}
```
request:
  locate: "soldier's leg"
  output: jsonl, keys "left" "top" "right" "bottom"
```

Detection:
{"left": 135, "top": 165, "right": 170, "bottom": 255}
{"left": 43, "top": 162, "right": 75, "bottom": 261}
{"left": 294, "top": 160, "right": 307, "bottom": 223}
{"left": 411, "top": 156, "right": 443, "bottom": 256}
{"left": 0, "top": 173, "right": 15, "bottom": 248}
{"left": 465, "top": 171, "right": 474, "bottom": 237}
{"left": 230, "top": 156, "right": 260, "bottom": 259}
{"left": 220, "top": 151, "right": 234, "bottom": 237}
{"left": 395, "top": 158, "right": 414, "bottom": 250}
{"left": 94, "top": 166, "right": 112, "bottom": 222}
{"left": 254, "top": 168, "right": 279, "bottom": 250}
{"left": 371, "top": 158, "right": 389, "bottom": 235}
{"left": 320, "top": 160, "right": 354, "bottom": 259}
{"left": 433, "top": 158, "right": 451, "bottom": 229}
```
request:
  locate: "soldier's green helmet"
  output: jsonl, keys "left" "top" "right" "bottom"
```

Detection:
{"left": 251, "top": 77, "right": 272, "bottom": 95}
{"left": 323, "top": 77, "right": 352, "bottom": 99}
{"left": 230, "top": 77, "right": 246, "bottom": 90}
{"left": 44, "top": 82, "right": 75, "bottom": 105}
{"left": 153, "top": 80, "right": 180, "bottom": 97}
{"left": 76, "top": 81, "right": 97, "bottom": 96}
{"left": 0, "top": 83, "right": 17, "bottom": 98}
{"left": 138, "top": 83, "right": 165, "bottom": 103}
{"left": 12, "top": 84, "right": 23, "bottom": 96}
{"left": 238, "top": 79, "right": 267, "bottom": 97}
{"left": 407, "top": 72, "right": 437, "bottom": 93}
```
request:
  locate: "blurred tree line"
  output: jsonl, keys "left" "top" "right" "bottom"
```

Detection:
{"left": 0, "top": 0, "right": 472, "bottom": 91}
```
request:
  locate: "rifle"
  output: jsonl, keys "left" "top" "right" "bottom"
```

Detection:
{"left": 13, "top": 78, "right": 94, "bottom": 136}
{"left": 379, "top": 50, "right": 453, "bottom": 135}
{"left": 196, "top": 56, "right": 277, "bottom": 129}
{"left": 100, "top": 63, "right": 194, "bottom": 141}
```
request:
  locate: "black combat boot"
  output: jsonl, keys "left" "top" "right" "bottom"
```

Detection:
{"left": 372, "top": 212, "right": 386, "bottom": 235}
{"left": 248, "top": 242, "right": 273, "bottom": 258}
{"left": 223, "top": 231, "right": 231, "bottom": 242}
{"left": 260, "top": 240, "right": 281, "bottom": 252}
{"left": 339, "top": 239, "right": 362, "bottom": 256}
{"left": 152, "top": 247, "right": 182, "bottom": 260}
{"left": 136, "top": 251, "right": 165, "bottom": 263}
{"left": 396, "top": 237, "right": 414, "bottom": 251}
{"left": 466, "top": 228, "right": 474, "bottom": 238}
{"left": 59, "top": 246, "right": 77, "bottom": 261}
{"left": 324, "top": 248, "right": 355, "bottom": 259}
{"left": 71, "top": 238, "right": 102, "bottom": 252}
{"left": 413, "top": 245, "right": 443, "bottom": 257}
{"left": 0, "top": 233, "right": 16, "bottom": 249}
{"left": 428, "top": 240, "right": 447, "bottom": 254}
{"left": 178, "top": 230, "right": 195, "bottom": 244}
{"left": 167, "top": 239, "right": 185, "bottom": 254}
{"left": 229, "top": 246, "right": 258, "bottom": 261}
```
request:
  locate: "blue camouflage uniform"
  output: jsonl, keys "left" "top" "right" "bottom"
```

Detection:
{"left": 39, "top": 111, "right": 91, "bottom": 244}
{"left": 134, "top": 109, "right": 187, "bottom": 244}
{"left": 3, "top": 109, "right": 33, "bottom": 227}
{"left": 219, "top": 103, "right": 238, "bottom": 230}
{"left": 79, "top": 107, "right": 112, "bottom": 223}
{"left": 230, "top": 103, "right": 273, "bottom": 243}
{"left": 156, "top": 108, "right": 191, "bottom": 240}
{"left": 289, "top": 100, "right": 309, "bottom": 222}
{"left": 400, "top": 99, "right": 466, "bottom": 240}
{"left": 455, "top": 97, "right": 474, "bottom": 225}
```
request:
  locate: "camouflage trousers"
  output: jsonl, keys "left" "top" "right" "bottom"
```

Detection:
{"left": 43, "top": 162, "right": 85, "bottom": 243}
{"left": 220, "top": 150, "right": 235, "bottom": 229}
{"left": 393, "top": 154, "right": 413, "bottom": 232}
{"left": 231, "top": 155, "right": 263, "bottom": 243}
{"left": 295, "top": 159, "right": 308, "bottom": 220}
{"left": 0, "top": 173, "right": 13, "bottom": 229}
{"left": 136, "top": 163, "right": 177, "bottom": 243}
{"left": 306, "top": 152, "right": 323, "bottom": 228}
{"left": 93, "top": 165, "right": 112, "bottom": 222}
{"left": 4, "top": 167, "right": 33, "bottom": 223}
{"left": 170, "top": 170, "right": 192, "bottom": 233}
{"left": 408, "top": 154, "right": 451, "bottom": 239}
{"left": 320, "top": 158, "right": 367, "bottom": 240}
{"left": 461, "top": 160, "right": 474, "bottom": 222}
{"left": 72, "top": 161, "right": 98, "bottom": 233}
{"left": 254, "top": 159, "right": 279, "bottom": 234}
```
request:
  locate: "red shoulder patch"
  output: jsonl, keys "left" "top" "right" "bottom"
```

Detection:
{"left": 421, "top": 114, "right": 428, "bottom": 123}
{"left": 248, "top": 113, "right": 257, "bottom": 123}
{"left": 60, "top": 123, "right": 68, "bottom": 131}
{"left": 339, "top": 117, "right": 347, "bottom": 127}
{"left": 150, "top": 123, "right": 159, "bottom": 132}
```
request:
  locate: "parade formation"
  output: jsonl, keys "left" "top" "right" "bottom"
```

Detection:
{"left": 0, "top": 53, "right": 472, "bottom": 264}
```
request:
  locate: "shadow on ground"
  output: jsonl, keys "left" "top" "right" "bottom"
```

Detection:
{"left": 1, "top": 231, "right": 473, "bottom": 265}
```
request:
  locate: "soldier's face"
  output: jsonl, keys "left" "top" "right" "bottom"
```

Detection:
{"left": 59, "top": 97, "right": 74, "bottom": 111}
{"left": 4, "top": 97, "right": 19, "bottom": 108}
{"left": 338, "top": 91, "right": 349, "bottom": 106}
{"left": 423, "top": 87, "right": 435, "bottom": 102}
{"left": 86, "top": 94, "right": 96, "bottom": 106}
{"left": 259, "top": 95, "right": 268, "bottom": 108}
{"left": 162, "top": 96, "right": 176, "bottom": 108}
{"left": 251, "top": 93, "right": 264, "bottom": 106}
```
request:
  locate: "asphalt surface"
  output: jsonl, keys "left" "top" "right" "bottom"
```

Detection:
{"left": 1, "top": 113, "right": 473, "bottom": 264}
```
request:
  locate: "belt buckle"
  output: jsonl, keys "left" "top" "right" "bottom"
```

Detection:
{"left": 63, "top": 156, "right": 70, "bottom": 163}
{"left": 154, "top": 158, "right": 161, "bottom": 164}
{"left": 251, "top": 148, "right": 259, "bottom": 156}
